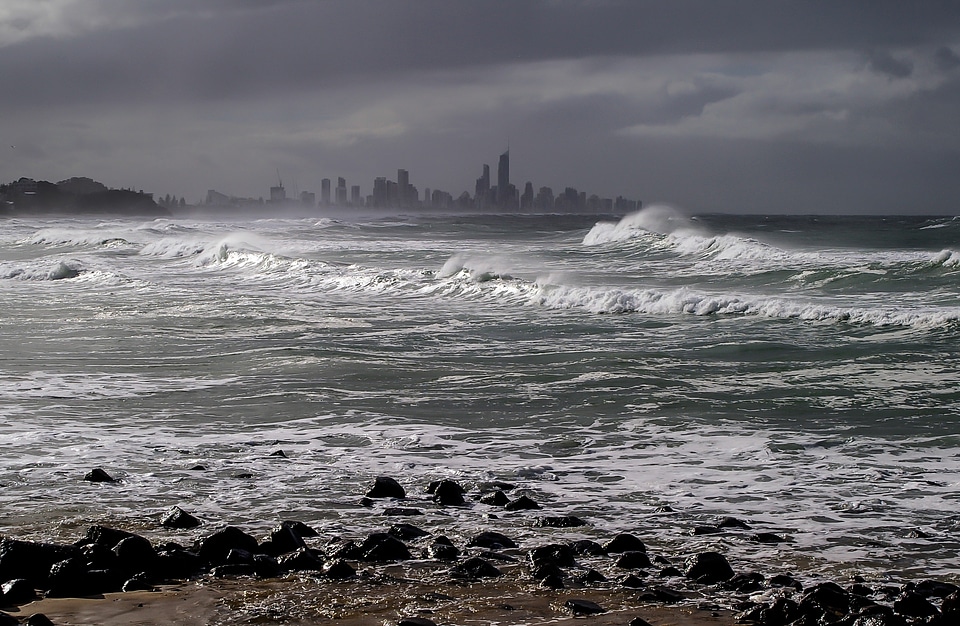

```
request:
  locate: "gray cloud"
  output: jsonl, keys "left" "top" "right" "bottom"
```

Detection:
{"left": 2, "top": 0, "right": 960, "bottom": 214}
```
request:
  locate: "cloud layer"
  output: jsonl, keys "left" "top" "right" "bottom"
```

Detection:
{"left": 3, "top": 0, "right": 959, "bottom": 213}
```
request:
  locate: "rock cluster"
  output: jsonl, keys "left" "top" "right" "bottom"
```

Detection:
{"left": 1, "top": 474, "right": 957, "bottom": 626}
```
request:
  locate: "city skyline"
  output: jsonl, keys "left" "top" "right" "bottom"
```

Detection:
{"left": 2, "top": 2, "right": 959, "bottom": 214}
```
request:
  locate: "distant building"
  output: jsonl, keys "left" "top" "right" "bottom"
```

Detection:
{"left": 205, "top": 189, "right": 231, "bottom": 206}
{"left": 521, "top": 182, "right": 534, "bottom": 210}
{"left": 57, "top": 177, "right": 107, "bottom": 196}
{"left": 300, "top": 191, "right": 316, "bottom": 206}
{"left": 270, "top": 183, "right": 286, "bottom": 203}
{"left": 321, "top": 178, "right": 331, "bottom": 205}
{"left": 351, "top": 185, "right": 361, "bottom": 206}
{"left": 475, "top": 164, "right": 491, "bottom": 209}
{"left": 336, "top": 177, "right": 347, "bottom": 205}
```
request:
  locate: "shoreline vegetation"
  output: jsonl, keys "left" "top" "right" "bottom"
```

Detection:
{"left": 2, "top": 473, "right": 956, "bottom": 626}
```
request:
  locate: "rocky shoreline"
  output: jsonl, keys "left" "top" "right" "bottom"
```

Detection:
{"left": 1, "top": 472, "right": 957, "bottom": 625}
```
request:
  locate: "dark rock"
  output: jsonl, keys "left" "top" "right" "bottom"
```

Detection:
{"left": 383, "top": 508, "right": 423, "bottom": 516}
{"left": 569, "top": 539, "right": 607, "bottom": 556}
{"left": 720, "top": 571, "right": 764, "bottom": 593}
{"left": 479, "top": 490, "right": 510, "bottom": 506}
{"left": 25, "top": 615, "right": 56, "bottom": 626}
{"left": 47, "top": 559, "right": 122, "bottom": 597}
{"left": 151, "top": 547, "right": 202, "bottom": 581}
{"left": 893, "top": 591, "right": 939, "bottom": 618}
{"left": 504, "top": 495, "right": 540, "bottom": 511}
{"left": 908, "top": 528, "right": 931, "bottom": 538}
{"left": 752, "top": 532, "right": 787, "bottom": 543}
{"left": 639, "top": 586, "right": 684, "bottom": 604}
{"left": 914, "top": 579, "right": 959, "bottom": 598}
{"left": 942, "top": 590, "right": 960, "bottom": 618}
{"left": 604, "top": 533, "right": 646, "bottom": 554}
{"left": 321, "top": 559, "right": 356, "bottom": 580}
{"left": 188, "top": 465, "right": 206, "bottom": 471}
{"left": 0, "top": 613, "right": 18, "bottom": 626}
{"left": 467, "top": 531, "right": 517, "bottom": 550}
{"left": 426, "top": 542, "right": 460, "bottom": 561}
{"left": 366, "top": 476, "right": 406, "bottom": 499}
{"left": 358, "top": 533, "right": 411, "bottom": 562}
{"left": 197, "top": 527, "right": 259, "bottom": 565}
{"left": 251, "top": 554, "right": 281, "bottom": 578}
{"left": 268, "top": 521, "right": 307, "bottom": 555}
{"left": 770, "top": 573, "right": 803, "bottom": 590}
{"left": 616, "top": 551, "right": 652, "bottom": 569}
{"left": 477, "top": 550, "right": 517, "bottom": 562}
{"left": 692, "top": 525, "right": 722, "bottom": 535}
{"left": 449, "top": 557, "right": 501, "bottom": 579}
{"left": 529, "top": 544, "right": 576, "bottom": 568}
{"left": 224, "top": 548, "right": 254, "bottom": 565}
{"left": 580, "top": 569, "right": 607, "bottom": 583}
{"left": 82, "top": 525, "right": 136, "bottom": 549}
{"left": 535, "top": 516, "right": 587, "bottom": 528}
{"left": 234, "top": 472, "right": 254, "bottom": 479}
{"left": 277, "top": 548, "right": 325, "bottom": 572}
{"left": 269, "top": 450, "right": 287, "bottom": 457}
{"left": 622, "top": 574, "right": 646, "bottom": 588}
{"left": 799, "top": 582, "right": 850, "bottom": 621}
{"left": 80, "top": 542, "right": 118, "bottom": 571}
{"left": 717, "top": 516, "right": 751, "bottom": 529}
{"left": 531, "top": 562, "right": 565, "bottom": 582}
{"left": 564, "top": 599, "right": 605, "bottom": 615}
{"left": 397, "top": 617, "right": 436, "bottom": 626}
{"left": 282, "top": 521, "right": 318, "bottom": 538}
{"left": 0, "top": 538, "right": 80, "bottom": 585}
{"left": 629, "top": 618, "right": 653, "bottom": 626}
{"left": 83, "top": 468, "right": 118, "bottom": 483}
{"left": 113, "top": 535, "right": 157, "bottom": 574}
{"left": 850, "top": 583, "right": 874, "bottom": 597}
{"left": 211, "top": 564, "right": 258, "bottom": 578}
{"left": 684, "top": 552, "right": 735, "bottom": 584}
{"left": 121, "top": 573, "right": 154, "bottom": 592}
{"left": 658, "top": 566, "right": 683, "bottom": 578}
{"left": 431, "top": 480, "right": 466, "bottom": 505}
{"left": 388, "top": 523, "right": 430, "bottom": 541}
{"left": 540, "top": 573, "right": 564, "bottom": 589}
{"left": 161, "top": 506, "right": 202, "bottom": 529}
{"left": 1, "top": 578, "right": 37, "bottom": 605}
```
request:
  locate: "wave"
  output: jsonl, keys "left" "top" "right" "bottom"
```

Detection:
{"left": 582, "top": 204, "right": 691, "bottom": 245}
{"left": 0, "top": 259, "right": 83, "bottom": 281}
{"left": 21, "top": 228, "right": 136, "bottom": 249}
{"left": 930, "top": 249, "right": 960, "bottom": 268}
{"left": 534, "top": 284, "right": 960, "bottom": 329}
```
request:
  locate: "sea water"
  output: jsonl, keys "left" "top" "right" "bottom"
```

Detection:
{"left": 1, "top": 207, "right": 958, "bottom": 583}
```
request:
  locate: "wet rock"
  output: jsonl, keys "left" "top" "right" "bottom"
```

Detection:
{"left": 197, "top": 527, "right": 259, "bottom": 566}
{"left": 79, "top": 542, "right": 117, "bottom": 571}
{"left": 0, "top": 539, "right": 80, "bottom": 585}
{"left": 46, "top": 559, "right": 121, "bottom": 597}
{"left": 397, "top": 617, "right": 436, "bottom": 626}
{"left": 267, "top": 521, "right": 307, "bottom": 555}
{"left": 277, "top": 548, "right": 325, "bottom": 572}
{"left": 1, "top": 578, "right": 37, "bottom": 605}
{"left": 914, "top": 579, "right": 959, "bottom": 598}
{"left": 629, "top": 618, "right": 653, "bottom": 626}
{"left": 358, "top": 533, "right": 411, "bottom": 562}
{"left": 269, "top": 450, "right": 287, "bottom": 457}
{"left": 479, "top": 490, "right": 510, "bottom": 506}
{"left": 449, "top": 557, "right": 501, "bottom": 579}
{"left": 528, "top": 544, "right": 576, "bottom": 568}
{"left": 251, "top": 554, "right": 281, "bottom": 578}
{"left": 564, "top": 599, "right": 606, "bottom": 615}
{"left": 615, "top": 551, "right": 652, "bottom": 569}
{"left": 467, "top": 531, "right": 517, "bottom": 550}
{"left": 366, "top": 476, "right": 406, "bottom": 499}
{"left": 735, "top": 597, "right": 801, "bottom": 626}
{"left": 684, "top": 552, "right": 735, "bottom": 584}
{"left": 539, "top": 573, "right": 564, "bottom": 589}
{"left": 152, "top": 547, "right": 202, "bottom": 581}
{"left": 426, "top": 541, "right": 460, "bottom": 561}
{"left": 211, "top": 564, "right": 258, "bottom": 578}
{"left": 536, "top": 516, "right": 587, "bottom": 528}
{"left": 604, "top": 533, "right": 646, "bottom": 554}
{"left": 717, "top": 516, "right": 751, "bottom": 529}
{"left": 720, "top": 571, "right": 764, "bottom": 593}
{"left": 121, "top": 573, "right": 154, "bottom": 592}
{"left": 658, "top": 566, "right": 683, "bottom": 578}
{"left": 504, "top": 495, "right": 540, "bottom": 511}
{"left": 569, "top": 539, "right": 607, "bottom": 556}
{"left": 113, "top": 535, "right": 157, "bottom": 574}
{"left": 770, "top": 573, "right": 803, "bottom": 590}
{"left": 388, "top": 523, "right": 430, "bottom": 541}
{"left": 83, "top": 468, "right": 118, "bottom": 483}
{"left": 692, "top": 525, "right": 722, "bottom": 535}
{"left": 638, "top": 586, "right": 684, "bottom": 604}
{"left": 282, "top": 521, "right": 318, "bottom": 538}
{"left": 382, "top": 508, "right": 423, "bottom": 516}
{"left": 622, "top": 574, "right": 646, "bottom": 588}
{"left": 81, "top": 525, "right": 136, "bottom": 549}
{"left": 430, "top": 479, "right": 466, "bottom": 505}
{"left": 893, "top": 591, "right": 939, "bottom": 618}
{"left": 188, "top": 465, "right": 206, "bottom": 471}
{"left": 25, "top": 615, "right": 56, "bottom": 626}
{"left": 580, "top": 569, "right": 607, "bottom": 584}
{"left": 0, "top": 613, "right": 19, "bottom": 626}
{"left": 751, "top": 532, "right": 787, "bottom": 544}
{"left": 321, "top": 559, "right": 356, "bottom": 580}
{"left": 799, "top": 581, "right": 850, "bottom": 621}
{"left": 161, "top": 506, "right": 202, "bottom": 529}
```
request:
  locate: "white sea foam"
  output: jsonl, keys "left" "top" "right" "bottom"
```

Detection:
{"left": 931, "top": 249, "right": 960, "bottom": 268}
{"left": 582, "top": 204, "right": 692, "bottom": 245}
{"left": 0, "top": 259, "right": 83, "bottom": 281}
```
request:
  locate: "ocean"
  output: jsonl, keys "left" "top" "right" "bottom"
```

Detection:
{"left": 1, "top": 207, "right": 958, "bottom": 584}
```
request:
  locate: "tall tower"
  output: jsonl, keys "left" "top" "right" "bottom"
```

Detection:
{"left": 497, "top": 150, "right": 509, "bottom": 203}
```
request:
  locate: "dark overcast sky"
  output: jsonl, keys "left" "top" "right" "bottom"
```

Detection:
{"left": 3, "top": 0, "right": 960, "bottom": 213}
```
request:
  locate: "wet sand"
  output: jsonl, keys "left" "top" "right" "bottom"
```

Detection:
{"left": 8, "top": 573, "right": 736, "bottom": 625}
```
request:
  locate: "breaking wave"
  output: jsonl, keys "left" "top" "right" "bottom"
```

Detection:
{"left": 0, "top": 260, "right": 83, "bottom": 281}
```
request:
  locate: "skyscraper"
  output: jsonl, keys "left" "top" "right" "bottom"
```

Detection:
{"left": 497, "top": 150, "right": 509, "bottom": 200}
{"left": 321, "top": 179, "right": 331, "bottom": 205}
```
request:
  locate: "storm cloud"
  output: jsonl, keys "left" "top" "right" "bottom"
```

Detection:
{"left": 2, "top": 0, "right": 959, "bottom": 213}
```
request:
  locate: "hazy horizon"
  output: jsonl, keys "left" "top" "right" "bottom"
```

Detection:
{"left": 2, "top": 1, "right": 960, "bottom": 215}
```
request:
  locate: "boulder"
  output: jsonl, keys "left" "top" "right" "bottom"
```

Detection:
{"left": 1, "top": 578, "right": 37, "bottom": 605}
{"left": 357, "top": 533, "right": 411, "bottom": 562}
{"left": 564, "top": 599, "right": 606, "bottom": 615}
{"left": 430, "top": 480, "right": 466, "bottom": 505}
{"left": 615, "top": 551, "right": 652, "bottom": 569}
{"left": 684, "top": 552, "right": 734, "bottom": 584}
{"left": 151, "top": 547, "right": 203, "bottom": 580}
{"left": 112, "top": 535, "right": 157, "bottom": 575}
{"left": 366, "top": 476, "right": 406, "bottom": 499}
{"left": 0, "top": 538, "right": 80, "bottom": 585}
{"left": 467, "top": 531, "right": 517, "bottom": 550}
{"left": 382, "top": 508, "right": 423, "bottom": 516}
{"left": 197, "top": 527, "right": 259, "bottom": 565}
{"left": 426, "top": 537, "right": 459, "bottom": 561}
{"left": 25, "top": 615, "right": 56, "bottom": 626}
{"left": 277, "top": 548, "right": 325, "bottom": 572}
{"left": 388, "top": 523, "right": 430, "bottom": 541}
{"left": 798, "top": 582, "right": 850, "bottom": 621}
{"left": 161, "top": 506, "right": 202, "bottom": 529}
{"left": 267, "top": 522, "right": 307, "bottom": 555}
{"left": 321, "top": 559, "right": 356, "bottom": 580}
{"left": 504, "top": 495, "right": 540, "bottom": 511}
{"left": 479, "top": 490, "right": 510, "bottom": 506}
{"left": 604, "top": 533, "right": 646, "bottom": 554}
{"left": 397, "top": 617, "right": 436, "bottom": 626}
{"left": 893, "top": 591, "right": 939, "bottom": 618}
{"left": 717, "top": 516, "right": 751, "bottom": 529}
{"left": 528, "top": 544, "right": 576, "bottom": 568}
{"left": 569, "top": 539, "right": 607, "bottom": 556}
{"left": 449, "top": 557, "right": 501, "bottom": 579}
{"left": 83, "top": 468, "right": 118, "bottom": 483}
{"left": 536, "top": 516, "right": 587, "bottom": 528}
